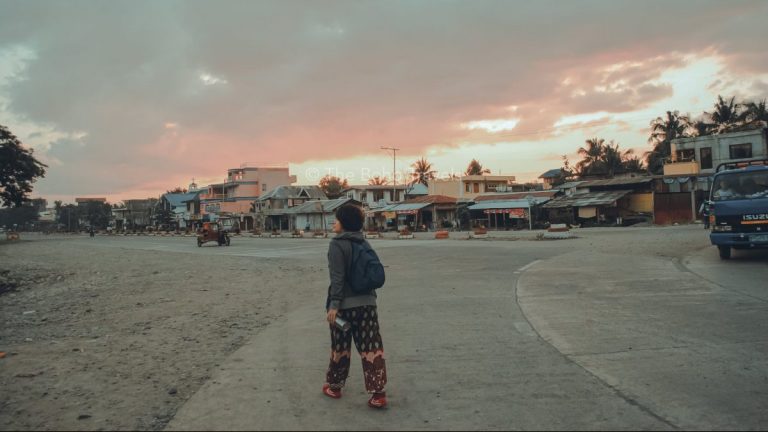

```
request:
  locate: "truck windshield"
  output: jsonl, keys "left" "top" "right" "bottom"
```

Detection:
{"left": 711, "top": 171, "right": 768, "bottom": 201}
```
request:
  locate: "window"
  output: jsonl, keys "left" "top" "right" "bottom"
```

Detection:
{"left": 675, "top": 149, "right": 695, "bottom": 161}
{"left": 729, "top": 143, "right": 752, "bottom": 160}
{"left": 473, "top": 183, "right": 480, "bottom": 193}
{"left": 700, "top": 147, "right": 712, "bottom": 169}
{"left": 465, "top": 183, "right": 471, "bottom": 192}
{"left": 262, "top": 183, "right": 267, "bottom": 192}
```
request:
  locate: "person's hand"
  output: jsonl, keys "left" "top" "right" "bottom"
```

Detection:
{"left": 327, "top": 308, "right": 338, "bottom": 325}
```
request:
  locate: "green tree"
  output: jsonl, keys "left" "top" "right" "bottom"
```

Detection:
{"left": 743, "top": 99, "right": 768, "bottom": 125}
{"left": 601, "top": 142, "right": 625, "bottom": 178}
{"left": 645, "top": 111, "right": 688, "bottom": 174}
{"left": 81, "top": 201, "right": 113, "bottom": 229}
{"left": 622, "top": 155, "right": 645, "bottom": 173}
{"left": 684, "top": 117, "right": 715, "bottom": 137}
{"left": 368, "top": 176, "right": 389, "bottom": 186}
{"left": 0, "top": 124, "right": 47, "bottom": 207}
{"left": 552, "top": 155, "right": 574, "bottom": 187}
{"left": 166, "top": 187, "right": 187, "bottom": 194}
{"left": 576, "top": 137, "right": 606, "bottom": 176}
{"left": 707, "top": 95, "right": 744, "bottom": 132}
{"left": 57, "top": 204, "right": 79, "bottom": 231}
{"left": 319, "top": 175, "right": 349, "bottom": 199}
{"left": 410, "top": 157, "right": 436, "bottom": 186}
{"left": 0, "top": 205, "right": 39, "bottom": 230}
{"left": 464, "top": 159, "right": 491, "bottom": 176}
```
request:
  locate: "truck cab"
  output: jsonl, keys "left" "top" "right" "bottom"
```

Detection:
{"left": 708, "top": 159, "right": 768, "bottom": 259}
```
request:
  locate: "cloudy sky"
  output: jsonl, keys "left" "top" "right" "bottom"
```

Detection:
{"left": 2, "top": 0, "right": 768, "bottom": 203}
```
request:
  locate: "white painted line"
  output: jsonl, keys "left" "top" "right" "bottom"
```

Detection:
{"left": 514, "top": 259, "right": 541, "bottom": 274}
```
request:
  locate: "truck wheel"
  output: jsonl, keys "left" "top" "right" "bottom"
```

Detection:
{"left": 718, "top": 246, "right": 731, "bottom": 260}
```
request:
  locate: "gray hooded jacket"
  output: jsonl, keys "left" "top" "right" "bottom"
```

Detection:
{"left": 326, "top": 231, "right": 377, "bottom": 310}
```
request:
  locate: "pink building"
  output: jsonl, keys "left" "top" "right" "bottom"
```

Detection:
{"left": 199, "top": 167, "right": 296, "bottom": 230}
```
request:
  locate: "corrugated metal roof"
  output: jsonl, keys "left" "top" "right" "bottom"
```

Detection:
{"left": 468, "top": 197, "right": 551, "bottom": 211}
{"left": 539, "top": 168, "right": 563, "bottom": 178}
{"left": 474, "top": 191, "right": 557, "bottom": 201}
{"left": 554, "top": 181, "right": 586, "bottom": 189}
{"left": 403, "top": 195, "right": 457, "bottom": 204}
{"left": 257, "top": 185, "right": 327, "bottom": 201}
{"left": 369, "top": 202, "right": 430, "bottom": 212}
{"left": 541, "top": 190, "right": 632, "bottom": 208}
{"left": 554, "top": 177, "right": 653, "bottom": 190}
{"left": 164, "top": 192, "right": 200, "bottom": 208}
{"left": 579, "top": 176, "right": 653, "bottom": 187}
{"left": 286, "top": 198, "right": 355, "bottom": 214}
{"left": 406, "top": 183, "right": 428, "bottom": 195}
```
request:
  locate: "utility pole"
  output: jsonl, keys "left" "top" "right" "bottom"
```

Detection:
{"left": 381, "top": 147, "right": 400, "bottom": 202}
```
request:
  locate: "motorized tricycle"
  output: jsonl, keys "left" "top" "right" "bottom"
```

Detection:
{"left": 196, "top": 222, "right": 231, "bottom": 247}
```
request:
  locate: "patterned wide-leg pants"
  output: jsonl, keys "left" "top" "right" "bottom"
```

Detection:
{"left": 326, "top": 305, "right": 387, "bottom": 393}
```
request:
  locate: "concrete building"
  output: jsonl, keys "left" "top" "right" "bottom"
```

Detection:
{"left": 342, "top": 185, "right": 407, "bottom": 209}
{"left": 427, "top": 175, "right": 516, "bottom": 200}
{"left": 199, "top": 166, "right": 297, "bottom": 230}
{"left": 667, "top": 128, "right": 768, "bottom": 176}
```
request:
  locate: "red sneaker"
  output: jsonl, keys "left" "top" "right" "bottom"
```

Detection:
{"left": 322, "top": 383, "right": 342, "bottom": 399}
{"left": 368, "top": 392, "right": 387, "bottom": 409}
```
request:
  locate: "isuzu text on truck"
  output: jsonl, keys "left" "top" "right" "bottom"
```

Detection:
{"left": 708, "top": 159, "right": 768, "bottom": 259}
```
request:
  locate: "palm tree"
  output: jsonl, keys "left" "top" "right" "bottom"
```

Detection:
{"left": 368, "top": 176, "right": 389, "bottom": 186}
{"left": 707, "top": 95, "right": 745, "bottom": 133}
{"left": 743, "top": 99, "right": 768, "bottom": 126}
{"left": 622, "top": 155, "right": 645, "bottom": 173}
{"left": 601, "top": 142, "right": 627, "bottom": 178}
{"left": 645, "top": 111, "right": 688, "bottom": 174}
{"left": 576, "top": 137, "right": 606, "bottom": 176}
{"left": 410, "top": 157, "right": 436, "bottom": 186}
{"left": 464, "top": 159, "right": 491, "bottom": 176}
{"left": 684, "top": 117, "right": 715, "bottom": 137}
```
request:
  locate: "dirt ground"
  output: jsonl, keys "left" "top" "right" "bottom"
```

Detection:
{"left": 0, "top": 236, "right": 323, "bottom": 431}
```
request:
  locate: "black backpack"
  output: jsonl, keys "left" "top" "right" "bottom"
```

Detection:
{"left": 345, "top": 238, "right": 386, "bottom": 294}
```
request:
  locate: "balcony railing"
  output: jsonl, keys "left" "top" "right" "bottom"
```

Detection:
{"left": 663, "top": 160, "right": 700, "bottom": 176}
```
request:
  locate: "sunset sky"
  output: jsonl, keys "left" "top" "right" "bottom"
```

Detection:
{"left": 2, "top": 0, "right": 768, "bottom": 204}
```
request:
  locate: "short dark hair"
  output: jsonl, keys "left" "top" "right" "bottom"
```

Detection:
{"left": 335, "top": 204, "right": 364, "bottom": 232}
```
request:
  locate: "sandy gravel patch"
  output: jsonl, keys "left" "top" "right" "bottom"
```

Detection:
{"left": 0, "top": 237, "right": 323, "bottom": 431}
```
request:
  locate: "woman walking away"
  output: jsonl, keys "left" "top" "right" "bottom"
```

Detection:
{"left": 323, "top": 204, "right": 388, "bottom": 408}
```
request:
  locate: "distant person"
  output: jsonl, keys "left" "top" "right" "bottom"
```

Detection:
{"left": 89, "top": 227, "right": 95, "bottom": 237}
{"left": 698, "top": 201, "right": 710, "bottom": 229}
{"left": 714, "top": 178, "right": 738, "bottom": 200}
{"left": 323, "top": 204, "right": 388, "bottom": 409}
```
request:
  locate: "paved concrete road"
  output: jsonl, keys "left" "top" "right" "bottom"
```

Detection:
{"left": 166, "top": 238, "right": 673, "bottom": 431}
{"left": 52, "top": 231, "right": 768, "bottom": 430}
{"left": 518, "top": 240, "right": 768, "bottom": 430}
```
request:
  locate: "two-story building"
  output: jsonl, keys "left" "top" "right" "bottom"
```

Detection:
{"left": 342, "top": 185, "right": 408, "bottom": 209}
{"left": 156, "top": 191, "right": 201, "bottom": 230}
{"left": 115, "top": 198, "right": 158, "bottom": 230}
{"left": 254, "top": 185, "right": 327, "bottom": 231}
{"left": 199, "top": 166, "right": 297, "bottom": 230}
{"left": 667, "top": 128, "right": 768, "bottom": 176}
{"left": 427, "top": 175, "right": 516, "bottom": 200}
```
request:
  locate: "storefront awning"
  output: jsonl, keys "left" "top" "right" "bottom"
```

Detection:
{"left": 468, "top": 198, "right": 549, "bottom": 211}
